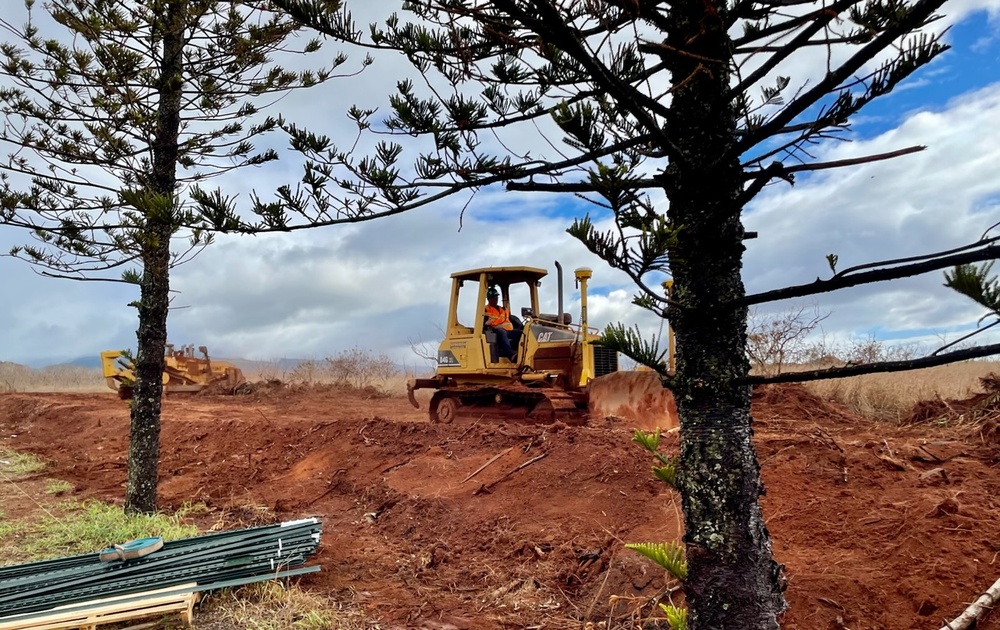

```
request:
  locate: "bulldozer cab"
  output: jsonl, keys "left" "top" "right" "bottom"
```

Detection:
{"left": 441, "top": 266, "right": 545, "bottom": 372}
{"left": 437, "top": 266, "right": 586, "bottom": 383}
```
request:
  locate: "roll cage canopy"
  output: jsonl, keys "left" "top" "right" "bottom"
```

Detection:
{"left": 447, "top": 267, "right": 547, "bottom": 334}
{"left": 451, "top": 266, "right": 547, "bottom": 287}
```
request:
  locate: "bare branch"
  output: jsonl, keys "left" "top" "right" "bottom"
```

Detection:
{"left": 740, "top": 243, "right": 1000, "bottom": 307}
{"left": 743, "top": 342, "right": 1000, "bottom": 384}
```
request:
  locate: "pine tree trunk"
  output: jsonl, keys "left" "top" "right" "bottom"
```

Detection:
{"left": 124, "top": 0, "right": 185, "bottom": 514}
{"left": 663, "top": 0, "right": 787, "bottom": 627}
{"left": 125, "top": 227, "right": 171, "bottom": 514}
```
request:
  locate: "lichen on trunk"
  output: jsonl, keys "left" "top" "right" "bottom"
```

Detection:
{"left": 124, "top": 227, "right": 171, "bottom": 514}
{"left": 663, "top": 0, "right": 787, "bottom": 626}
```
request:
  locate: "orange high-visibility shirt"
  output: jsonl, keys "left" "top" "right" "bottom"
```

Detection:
{"left": 485, "top": 304, "right": 513, "bottom": 330}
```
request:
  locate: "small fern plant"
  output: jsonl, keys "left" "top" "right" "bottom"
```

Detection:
{"left": 624, "top": 541, "right": 687, "bottom": 581}
{"left": 662, "top": 603, "right": 688, "bottom": 630}
{"left": 626, "top": 429, "right": 688, "bottom": 629}
{"left": 632, "top": 429, "right": 679, "bottom": 489}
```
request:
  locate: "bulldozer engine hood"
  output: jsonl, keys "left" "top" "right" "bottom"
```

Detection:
{"left": 530, "top": 323, "right": 576, "bottom": 343}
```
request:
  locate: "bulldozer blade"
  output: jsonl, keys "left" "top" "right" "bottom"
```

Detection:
{"left": 588, "top": 370, "right": 678, "bottom": 431}
{"left": 407, "top": 378, "right": 446, "bottom": 409}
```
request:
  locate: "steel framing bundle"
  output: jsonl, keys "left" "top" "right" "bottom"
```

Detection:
{"left": 0, "top": 518, "right": 322, "bottom": 627}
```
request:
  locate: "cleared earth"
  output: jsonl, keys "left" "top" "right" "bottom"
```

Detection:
{"left": 1, "top": 382, "right": 999, "bottom": 630}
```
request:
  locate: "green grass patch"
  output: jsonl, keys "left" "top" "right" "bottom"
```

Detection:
{"left": 17, "top": 499, "right": 199, "bottom": 560}
{"left": 0, "top": 523, "right": 18, "bottom": 563}
{"left": 0, "top": 449, "right": 47, "bottom": 475}
{"left": 44, "top": 479, "right": 73, "bottom": 495}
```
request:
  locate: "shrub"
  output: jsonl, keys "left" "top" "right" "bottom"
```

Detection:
{"left": 323, "top": 347, "right": 397, "bottom": 390}
{"left": 747, "top": 305, "right": 829, "bottom": 375}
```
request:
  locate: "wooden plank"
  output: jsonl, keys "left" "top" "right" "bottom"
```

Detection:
{"left": 0, "top": 589, "right": 200, "bottom": 630}
{"left": 23, "top": 598, "right": 195, "bottom": 630}
{"left": 48, "top": 583, "right": 199, "bottom": 610}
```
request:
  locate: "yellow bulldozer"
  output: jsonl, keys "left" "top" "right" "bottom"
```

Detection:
{"left": 101, "top": 344, "right": 247, "bottom": 399}
{"left": 407, "top": 264, "right": 677, "bottom": 428}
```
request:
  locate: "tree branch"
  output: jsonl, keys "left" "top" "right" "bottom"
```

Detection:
{"left": 730, "top": 0, "right": 858, "bottom": 98}
{"left": 730, "top": 0, "right": 864, "bottom": 45}
{"left": 740, "top": 243, "right": 1000, "bottom": 307}
{"left": 494, "top": 0, "right": 672, "bottom": 141}
{"left": 737, "top": 145, "right": 926, "bottom": 205}
{"left": 742, "top": 342, "right": 1000, "bottom": 384}
{"left": 739, "top": 0, "right": 946, "bottom": 151}
{"left": 508, "top": 178, "right": 661, "bottom": 192}
{"left": 744, "top": 145, "right": 925, "bottom": 179}
{"left": 241, "top": 132, "right": 657, "bottom": 233}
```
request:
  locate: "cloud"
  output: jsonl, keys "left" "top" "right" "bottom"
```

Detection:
{"left": 0, "top": 248, "right": 138, "bottom": 365}
{"left": 744, "top": 83, "right": 1000, "bottom": 348}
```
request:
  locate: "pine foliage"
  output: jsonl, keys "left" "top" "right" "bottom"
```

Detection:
{"left": 600, "top": 323, "right": 670, "bottom": 375}
{"left": 632, "top": 428, "right": 679, "bottom": 489}
{"left": 0, "top": 0, "right": 352, "bottom": 280}
{"left": 945, "top": 263, "right": 1000, "bottom": 315}
{"left": 625, "top": 541, "right": 688, "bottom": 581}
{"left": 660, "top": 604, "right": 688, "bottom": 630}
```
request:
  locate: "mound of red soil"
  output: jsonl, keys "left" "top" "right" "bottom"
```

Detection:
{"left": 909, "top": 373, "right": 1000, "bottom": 420}
{"left": 2, "top": 384, "right": 999, "bottom": 629}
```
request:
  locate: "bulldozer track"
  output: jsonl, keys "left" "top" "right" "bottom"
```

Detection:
{"left": 429, "top": 385, "right": 588, "bottom": 425}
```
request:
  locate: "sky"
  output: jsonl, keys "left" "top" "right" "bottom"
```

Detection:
{"left": 1, "top": 1, "right": 999, "bottom": 369}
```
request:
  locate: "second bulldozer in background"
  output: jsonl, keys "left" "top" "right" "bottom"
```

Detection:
{"left": 101, "top": 344, "right": 246, "bottom": 399}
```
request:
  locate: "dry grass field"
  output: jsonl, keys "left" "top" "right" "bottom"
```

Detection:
{"left": 238, "top": 355, "right": 415, "bottom": 396}
{"left": 0, "top": 347, "right": 420, "bottom": 397}
{"left": 800, "top": 360, "right": 1000, "bottom": 422}
{"left": 5, "top": 355, "right": 1000, "bottom": 422}
{"left": 0, "top": 361, "right": 105, "bottom": 393}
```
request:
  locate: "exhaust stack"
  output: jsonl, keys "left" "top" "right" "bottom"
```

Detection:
{"left": 554, "top": 260, "right": 564, "bottom": 321}
{"left": 575, "top": 267, "right": 593, "bottom": 383}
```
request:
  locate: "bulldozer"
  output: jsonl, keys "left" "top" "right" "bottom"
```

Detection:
{"left": 101, "top": 344, "right": 247, "bottom": 399}
{"left": 407, "top": 263, "right": 677, "bottom": 428}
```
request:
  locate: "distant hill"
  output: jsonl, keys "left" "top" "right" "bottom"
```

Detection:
{"left": 53, "top": 355, "right": 308, "bottom": 375}
{"left": 3, "top": 355, "right": 106, "bottom": 369}
{"left": 59, "top": 356, "right": 104, "bottom": 369}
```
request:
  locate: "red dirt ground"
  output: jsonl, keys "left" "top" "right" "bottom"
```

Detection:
{"left": 2, "top": 383, "right": 1000, "bottom": 630}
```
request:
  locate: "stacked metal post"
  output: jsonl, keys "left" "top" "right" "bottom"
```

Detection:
{"left": 0, "top": 518, "right": 322, "bottom": 622}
